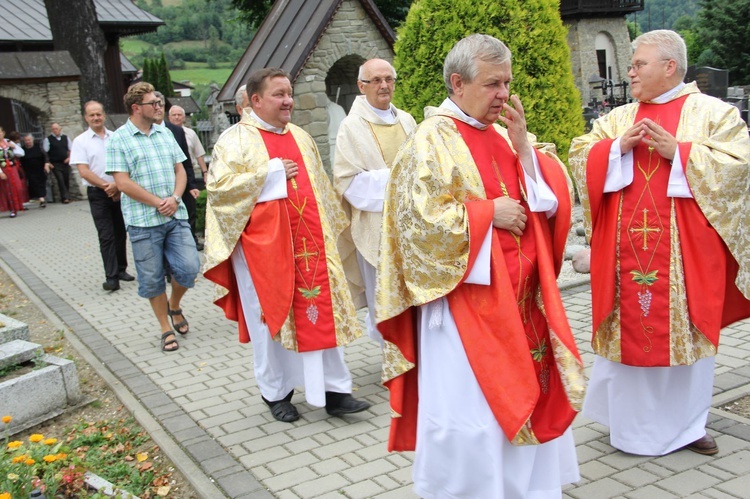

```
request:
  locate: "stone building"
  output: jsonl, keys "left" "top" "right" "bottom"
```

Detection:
{"left": 562, "top": 0, "right": 644, "bottom": 110}
{"left": 0, "top": 0, "right": 162, "bottom": 200}
{"left": 216, "top": 0, "right": 394, "bottom": 174}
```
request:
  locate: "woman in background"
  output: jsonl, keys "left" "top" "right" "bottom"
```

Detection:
{"left": 0, "top": 126, "right": 27, "bottom": 218}
{"left": 20, "top": 133, "right": 48, "bottom": 207}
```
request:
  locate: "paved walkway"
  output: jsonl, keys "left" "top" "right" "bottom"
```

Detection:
{"left": 0, "top": 202, "right": 749, "bottom": 499}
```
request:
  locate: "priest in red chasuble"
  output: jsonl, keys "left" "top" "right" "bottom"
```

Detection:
{"left": 376, "top": 34, "right": 585, "bottom": 498}
{"left": 203, "top": 68, "right": 370, "bottom": 423}
{"left": 569, "top": 30, "right": 750, "bottom": 457}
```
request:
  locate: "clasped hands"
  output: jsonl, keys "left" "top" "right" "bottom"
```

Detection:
{"left": 620, "top": 118, "right": 677, "bottom": 161}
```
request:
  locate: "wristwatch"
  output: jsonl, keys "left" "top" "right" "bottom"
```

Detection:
{"left": 173, "top": 195, "right": 181, "bottom": 204}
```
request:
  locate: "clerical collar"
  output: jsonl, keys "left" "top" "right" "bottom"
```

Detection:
{"left": 647, "top": 82, "right": 687, "bottom": 104}
{"left": 366, "top": 102, "right": 396, "bottom": 124}
{"left": 251, "top": 111, "right": 285, "bottom": 133}
{"left": 441, "top": 98, "right": 488, "bottom": 129}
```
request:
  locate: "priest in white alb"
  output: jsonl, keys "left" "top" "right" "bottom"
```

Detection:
{"left": 569, "top": 29, "right": 750, "bottom": 456}
{"left": 333, "top": 58, "right": 417, "bottom": 344}
{"left": 203, "top": 68, "right": 371, "bottom": 423}
{"left": 376, "top": 34, "right": 585, "bottom": 498}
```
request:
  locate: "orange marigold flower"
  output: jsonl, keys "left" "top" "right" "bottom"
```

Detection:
{"left": 25, "top": 458, "right": 35, "bottom": 466}
{"left": 29, "top": 434, "right": 44, "bottom": 443}
{"left": 1, "top": 415, "right": 11, "bottom": 424}
{"left": 11, "top": 455, "right": 26, "bottom": 463}
{"left": 7, "top": 441, "right": 22, "bottom": 450}
{"left": 43, "top": 438, "right": 57, "bottom": 445}
{"left": 56, "top": 453, "right": 68, "bottom": 460}
{"left": 0, "top": 492, "right": 10, "bottom": 499}
{"left": 43, "top": 455, "right": 57, "bottom": 463}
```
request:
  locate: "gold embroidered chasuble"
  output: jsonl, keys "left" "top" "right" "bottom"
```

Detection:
{"left": 334, "top": 95, "right": 417, "bottom": 268}
{"left": 569, "top": 82, "right": 750, "bottom": 366}
{"left": 376, "top": 107, "right": 585, "bottom": 447}
{"left": 203, "top": 112, "right": 363, "bottom": 351}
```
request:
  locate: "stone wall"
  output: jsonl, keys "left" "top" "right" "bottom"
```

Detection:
{"left": 293, "top": 0, "right": 393, "bottom": 175}
{"left": 0, "top": 80, "right": 86, "bottom": 200}
{"left": 565, "top": 17, "right": 632, "bottom": 109}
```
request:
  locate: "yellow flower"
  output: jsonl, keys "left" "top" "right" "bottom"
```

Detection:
{"left": 11, "top": 455, "right": 26, "bottom": 463}
{"left": 25, "top": 458, "right": 35, "bottom": 466}
{"left": 7, "top": 441, "right": 22, "bottom": 449}
{"left": 29, "top": 434, "right": 44, "bottom": 443}
{"left": 1, "top": 415, "right": 11, "bottom": 424}
{"left": 43, "top": 438, "right": 57, "bottom": 445}
{"left": 0, "top": 492, "right": 10, "bottom": 499}
{"left": 43, "top": 454, "right": 57, "bottom": 463}
{"left": 56, "top": 453, "right": 68, "bottom": 460}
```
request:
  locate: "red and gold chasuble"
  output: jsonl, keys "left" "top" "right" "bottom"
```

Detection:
{"left": 447, "top": 120, "right": 578, "bottom": 443}
{"left": 253, "top": 131, "right": 338, "bottom": 352}
{"left": 586, "top": 96, "right": 747, "bottom": 366}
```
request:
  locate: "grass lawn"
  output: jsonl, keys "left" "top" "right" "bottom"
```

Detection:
{"left": 120, "top": 38, "right": 153, "bottom": 57}
{"left": 170, "top": 66, "right": 234, "bottom": 86}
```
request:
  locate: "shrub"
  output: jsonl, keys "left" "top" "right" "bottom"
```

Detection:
{"left": 393, "top": 0, "right": 584, "bottom": 165}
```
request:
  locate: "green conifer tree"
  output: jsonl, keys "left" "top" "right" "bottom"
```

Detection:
{"left": 159, "top": 52, "right": 176, "bottom": 97}
{"left": 393, "top": 0, "right": 584, "bottom": 165}
{"left": 142, "top": 57, "right": 155, "bottom": 87}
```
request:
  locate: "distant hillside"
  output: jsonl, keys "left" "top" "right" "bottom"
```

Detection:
{"left": 628, "top": 0, "right": 702, "bottom": 32}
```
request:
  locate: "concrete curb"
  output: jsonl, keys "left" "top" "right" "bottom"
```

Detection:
{"left": 0, "top": 243, "right": 265, "bottom": 499}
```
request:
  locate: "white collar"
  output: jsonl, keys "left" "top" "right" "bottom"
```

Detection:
{"left": 366, "top": 102, "right": 396, "bottom": 124}
{"left": 648, "top": 82, "right": 687, "bottom": 104}
{"left": 251, "top": 111, "right": 285, "bottom": 133}
{"left": 440, "top": 98, "right": 488, "bottom": 129}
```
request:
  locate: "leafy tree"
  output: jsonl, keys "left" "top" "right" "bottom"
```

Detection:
{"left": 695, "top": 0, "right": 750, "bottom": 85}
{"left": 159, "top": 52, "right": 176, "bottom": 97}
{"left": 217, "top": 0, "right": 414, "bottom": 29}
{"left": 627, "top": 0, "right": 702, "bottom": 33}
{"left": 627, "top": 21, "right": 642, "bottom": 41}
{"left": 393, "top": 0, "right": 584, "bottom": 165}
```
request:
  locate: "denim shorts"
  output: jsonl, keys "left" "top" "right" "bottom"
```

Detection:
{"left": 128, "top": 219, "right": 200, "bottom": 298}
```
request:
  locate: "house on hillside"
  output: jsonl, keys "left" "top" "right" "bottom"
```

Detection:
{"left": 0, "top": 0, "right": 163, "bottom": 141}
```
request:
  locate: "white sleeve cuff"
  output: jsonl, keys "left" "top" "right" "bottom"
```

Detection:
{"left": 257, "top": 158, "right": 288, "bottom": 202}
{"left": 603, "top": 137, "right": 634, "bottom": 192}
{"left": 464, "top": 226, "right": 492, "bottom": 285}
{"left": 343, "top": 169, "right": 390, "bottom": 212}
{"left": 667, "top": 148, "right": 692, "bottom": 198}
{"left": 524, "top": 152, "right": 558, "bottom": 217}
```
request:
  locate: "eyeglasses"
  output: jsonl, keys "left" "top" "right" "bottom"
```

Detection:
{"left": 627, "top": 59, "right": 670, "bottom": 72}
{"left": 137, "top": 100, "right": 163, "bottom": 109}
{"left": 359, "top": 77, "right": 396, "bottom": 85}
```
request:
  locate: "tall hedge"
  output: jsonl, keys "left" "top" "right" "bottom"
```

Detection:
{"left": 393, "top": 0, "right": 584, "bottom": 164}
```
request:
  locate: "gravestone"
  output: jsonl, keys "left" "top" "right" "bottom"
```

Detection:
{"left": 685, "top": 66, "right": 729, "bottom": 99}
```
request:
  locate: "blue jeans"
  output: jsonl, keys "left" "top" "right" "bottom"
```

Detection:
{"left": 128, "top": 219, "right": 200, "bottom": 298}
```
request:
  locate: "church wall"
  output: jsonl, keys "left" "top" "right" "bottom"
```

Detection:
{"left": 0, "top": 80, "right": 86, "bottom": 200}
{"left": 293, "top": 0, "right": 393, "bottom": 176}
{"left": 565, "top": 17, "right": 632, "bottom": 109}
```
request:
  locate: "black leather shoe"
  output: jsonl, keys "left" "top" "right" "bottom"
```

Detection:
{"left": 325, "top": 392, "right": 371, "bottom": 417}
{"left": 118, "top": 271, "right": 135, "bottom": 282}
{"left": 195, "top": 241, "right": 204, "bottom": 251}
{"left": 102, "top": 278, "right": 120, "bottom": 291}
{"left": 262, "top": 390, "right": 299, "bottom": 423}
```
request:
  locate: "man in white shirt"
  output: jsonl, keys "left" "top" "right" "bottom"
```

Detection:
{"left": 70, "top": 101, "right": 134, "bottom": 291}
{"left": 168, "top": 105, "right": 209, "bottom": 184}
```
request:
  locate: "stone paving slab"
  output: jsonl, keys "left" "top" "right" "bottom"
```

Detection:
{"left": 0, "top": 203, "right": 749, "bottom": 498}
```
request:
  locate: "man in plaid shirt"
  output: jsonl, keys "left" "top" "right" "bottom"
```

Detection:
{"left": 107, "top": 82, "right": 201, "bottom": 353}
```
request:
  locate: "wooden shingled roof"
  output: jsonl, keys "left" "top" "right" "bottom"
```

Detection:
{"left": 216, "top": 0, "right": 395, "bottom": 103}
